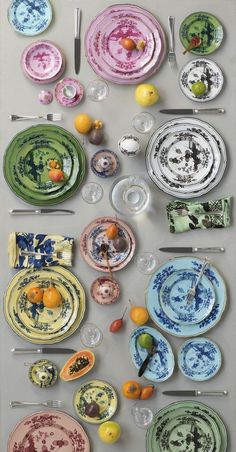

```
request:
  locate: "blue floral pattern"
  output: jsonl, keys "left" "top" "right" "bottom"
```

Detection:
{"left": 8, "top": 0, "right": 52, "bottom": 36}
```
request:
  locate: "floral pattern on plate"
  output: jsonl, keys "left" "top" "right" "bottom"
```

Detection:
{"left": 29, "top": 359, "right": 58, "bottom": 388}
{"left": 90, "top": 150, "right": 120, "bottom": 178}
{"left": 55, "top": 78, "right": 84, "bottom": 107}
{"left": 8, "top": 0, "right": 52, "bottom": 36}
{"left": 90, "top": 276, "right": 121, "bottom": 305}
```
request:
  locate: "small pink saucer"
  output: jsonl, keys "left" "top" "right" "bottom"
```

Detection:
{"left": 90, "top": 276, "right": 121, "bottom": 305}
{"left": 55, "top": 77, "right": 84, "bottom": 107}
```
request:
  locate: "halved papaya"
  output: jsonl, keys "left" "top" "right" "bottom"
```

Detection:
{"left": 60, "top": 350, "right": 95, "bottom": 381}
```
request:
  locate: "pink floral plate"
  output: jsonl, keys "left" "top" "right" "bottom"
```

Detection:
{"left": 21, "top": 40, "right": 65, "bottom": 83}
{"left": 79, "top": 216, "right": 136, "bottom": 272}
{"left": 90, "top": 276, "right": 121, "bottom": 304}
{"left": 8, "top": 410, "right": 90, "bottom": 452}
{"left": 55, "top": 78, "right": 84, "bottom": 107}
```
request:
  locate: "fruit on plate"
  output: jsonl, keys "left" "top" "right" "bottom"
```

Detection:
{"left": 74, "top": 113, "right": 93, "bottom": 134}
{"left": 138, "top": 333, "right": 153, "bottom": 349}
{"left": 48, "top": 159, "right": 60, "bottom": 169}
{"left": 120, "top": 37, "right": 136, "bottom": 51}
{"left": 191, "top": 81, "right": 207, "bottom": 97}
{"left": 26, "top": 287, "right": 44, "bottom": 304}
{"left": 98, "top": 421, "right": 121, "bottom": 444}
{"left": 122, "top": 380, "right": 141, "bottom": 399}
{"left": 109, "top": 308, "right": 127, "bottom": 333}
{"left": 60, "top": 350, "right": 95, "bottom": 381}
{"left": 135, "top": 83, "right": 159, "bottom": 107}
{"left": 129, "top": 301, "right": 149, "bottom": 325}
{"left": 85, "top": 401, "right": 100, "bottom": 418}
{"left": 48, "top": 168, "right": 64, "bottom": 182}
{"left": 43, "top": 286, "right": 62, "bottom": 308}
{"left": 139, "top": 385, "right": 155, "bottom": 400}
{"left": 106, "top": 223, "right": 119, "bottom": 240}
{"left": 112, "top": 237, "right": 128, "bottom": 253}
{"left": 136, "top": 40, "right": 146, "bottom": 51}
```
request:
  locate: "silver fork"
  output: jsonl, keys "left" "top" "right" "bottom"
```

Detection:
{"left": 10, "top": 400, "right": 63, "bottom": 408}
{"left": 168, "top": 16, "right": 176, "bottom": 67}
{"left": 9, "top": 113, "right": 62, "bottom": 122}
{"left": 185, "top": 258, "right": 209, "bottom": 304}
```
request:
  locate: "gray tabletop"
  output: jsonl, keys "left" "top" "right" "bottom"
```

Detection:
{"left": 0, "top": 0, "right": 235, "bottom": 450}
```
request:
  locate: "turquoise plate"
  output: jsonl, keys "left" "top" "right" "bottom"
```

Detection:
{"left": 8, "top": 0, "right": 52, "bottom": 36}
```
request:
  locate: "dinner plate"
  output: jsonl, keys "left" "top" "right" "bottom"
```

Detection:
{"left": 179, "top": 58, "right": 224, "bottom": 102}
{"left": 73, "top": 380, "right": 118, "bottom": 424}
{"left": 129, "top": 326, "right": 175, "bottom": 382}
{"left": 160, "top": 269, "right": 215, "bottom": 325}
{"left": 80, "top": 216, "right": 136, "bottom": 272}
{"left": 178, "top": 338, "right": 222, "bottom": 381}
{"left": 8, "top": 410, "right": 90, "bottom": 452}
{"left": 8, "top": 0, "right": 52, "bottom": 36}
{"left": 4, "top": 125, "right": 86, "bottom": 206}
{"left": 179, "top": 12, "right": 224, "bottom": 55}
{"left": 146, "top": 256, "right": 226, "bottom": 337}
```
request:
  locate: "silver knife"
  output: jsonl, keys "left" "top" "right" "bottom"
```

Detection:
{"left": 11, "top": 348, "right": 77, "bottom": 354}
{"left": 9, "top": 209, "right": 75, "bottom": 215}
{"left": 163, "top": 390, "right": 228, "bottom": 396}
{"left": 75, "top": 8, "right": 81, "bottom": 74}
{"left": 159, "top": 247, "right": 225, "bottom": 253}
{"left": 160, "top": 108, "right": 225, "bottom": 115}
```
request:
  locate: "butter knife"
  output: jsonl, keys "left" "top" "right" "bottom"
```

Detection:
{"left": 9, "top": 209, "right": 75, "bottom": 215}
{"left": 11, "top": 348, "right": 77, "bottom": 354}
{"left": 75, "top": 8, "right": 81, "bottom": 74}
{"left": 163, "top": 390, "right": 228, "bottom": 396}
{"left": 159, "top": 247, "right": 225, "bottom": 253}
{"left": 160, "top": 109, "right": 225, "bottom": 115}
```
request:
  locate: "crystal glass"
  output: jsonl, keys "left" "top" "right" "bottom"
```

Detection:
{"left": 86, "top": 80, "right": 109, "bottom": 101}
{"left": 131, "top": 404, "right": 154, "bottom": 429}
{"left": 136, "top": 252, "right": 159, "bottom": 274}
{"left": 110, "top": 175, "right": 150, "bottom": 215}
{"left": 82, "top": 182, "right": 103, "bottom": 204}
{"left": 80, "top": 323, "right": 103, "bottom": 348}
{"left": 133, "top": 112, "right": 156, "bottom": 134}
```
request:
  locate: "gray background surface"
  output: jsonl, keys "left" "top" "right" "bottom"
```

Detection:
{"left": 0, "top": 0, "right": 235, "bottom": 450}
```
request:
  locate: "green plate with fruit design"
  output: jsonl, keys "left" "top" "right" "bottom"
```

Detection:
{"left": 179, "top": 12, "right": 224, "bottom": 55}
{"left": 73, "top": 380, "right": 118, "bottom": 424}
{"left": 4, "top": 125, "right": 86, "bottom": 205}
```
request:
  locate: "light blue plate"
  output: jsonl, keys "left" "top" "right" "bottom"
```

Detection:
{"left": 160, "top": 269, "right": 215, "bottom": 325}
{"left": 129, "top": 326, "right": 175, "bottom": 382}
{"left": 146, "top": 256, "right": 226, "bottom": 337}
{"left": 178, "top": 337, "right": 222, "bottom": 381}
{"left": 8, "top": 0, "right": 52, "bottom": 36}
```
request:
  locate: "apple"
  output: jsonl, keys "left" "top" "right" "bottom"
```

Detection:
{"left": 135, "top": 83, "right": 159, "bottom": 107}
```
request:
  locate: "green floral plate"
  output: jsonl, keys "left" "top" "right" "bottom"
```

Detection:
{"left": 4, "top": 125, "right": 86, "bottom": 205}
{"left": 73, "top": 380, "right": 118, "bottom": 424}
{"left": 28, "top": 359, "right": 58, "bottom": 388}
{"left": 179, "top": 12, "right": 224, "bottom": 55}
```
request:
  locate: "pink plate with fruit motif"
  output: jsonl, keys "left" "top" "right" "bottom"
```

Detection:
{"left": 8, "top": 410, "right": 90, "bottom": 452}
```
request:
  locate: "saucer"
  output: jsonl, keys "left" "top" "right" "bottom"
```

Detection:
{"left": 55, "top": 78, "right": 84, "bottom": 107}
{"left": 28, "top": 359, "right": 58, "bottom": 388}
{"left": 90, "top": 276, "right": 121, "bottom": 304}
{"left": 90, "top": 150, "right": 120, "bottom": 178}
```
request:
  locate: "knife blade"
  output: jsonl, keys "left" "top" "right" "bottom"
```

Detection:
{"left": 11, "top": 348, "right": 77, "bottom": 354}
{"left": 159, "top": 108, "right": 225, "bottom": 115}
{"left": 138, "top": 346, "right": 157, "bottom": 377}
{"left": 9, "top": 209, "right": 75, "bottom": 215}
{"left": 162, "top": 390, "right": 228, "bottom": 396}
{"left": 159, "top": 247, "right": 225, "bottom": 253}
{"left": 74, "top": 8, "right": 81, "bottom": 74}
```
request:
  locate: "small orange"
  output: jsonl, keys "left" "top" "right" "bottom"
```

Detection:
{"left": 129, "top": 301, "right": 149, "bottom": 325}
{"left": 26, "top": 287, "right": 44, "bottom": 304}
{"left": 122, "top": 380, "right": 141, "bottom": 399}
{"left": 106, "top": 224, "right": 119, "bottom": 240}
{"left": 74, "top": 114, "right": 93, "bottom": 134}
{"left": 139, "top": 385, "right": 155, "bottom": 400}
{"left": 48, "top": 159, "right": 60, "bottom": 169}
{"left": 43, "top": 287, "right": 62, "bottom": 308}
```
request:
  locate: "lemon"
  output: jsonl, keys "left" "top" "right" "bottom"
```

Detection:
{"left": 98, "top": 421, "right": 121, "bottom": 444}
{"left": 74, "top": 114, "right": 93, "bottom": 134}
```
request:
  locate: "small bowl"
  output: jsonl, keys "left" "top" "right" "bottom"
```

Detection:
{"left": 28, "top": 359, "right": 58, "bottom": 388}
{"left": 90, "top": 277, "right": 121, "bottom": 305}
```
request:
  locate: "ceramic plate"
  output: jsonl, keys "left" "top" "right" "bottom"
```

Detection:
{"left": 90, "top": 276, "right": 121, "bottom": 305}
{"left": 8, "top": 410, "right": 90, "bottom": 452}
{"left": 146, "top": 401, "right": 226, "bottom": 452}
{"left": 179, "top": 58, "right": 224, "bottom": 102}
{"left": 8, "top": 0, "right": 52, "bottom": 36}
{"left": 178, "top": 338, "right": 222, "bottom": 381}
{"left": 129, "top": 326, "right": 175, "bottom": 382}
{"left": 29, "top": 359, "right": 58, "bottom": 388}
{"left": 90, "top": 150, "right": 120, "bottom": 178}
{"left": 146, "top": 256, "right": 226, "bottom": 337}
{"left": 80, "top": 216, "right": 136, "bottom": 272}
{"left": 55, "top": 78, "right": 84, "bottom": 107}
{"left": 4, "top": 125, "right": 86, "bottom": 206}
{"left": 160, "top": 269, "right": 215, "bottom": 325}
{"left": 73, "top": 380, "right": 118, "bottom": 424}
{"left": 179, "top": 12, "right": 224, "bottom": 55}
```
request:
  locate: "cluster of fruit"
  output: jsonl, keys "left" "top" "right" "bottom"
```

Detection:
{"left": 120, "top": 37, "right": 146, "bottom": 51}
{"left": 47, "top": 159, "right": 64, "bottom": 182}
{"left": 105, "top": 223, "right": 128, "bottom": 253}
{"left": 26, "top": 286, "right": 62, "bottom": 309}
{"left": 74, "top": 114, "right": 104, "bottom": 145}
{"left": 122, "top": 380, "right": 155, "bottom": 400}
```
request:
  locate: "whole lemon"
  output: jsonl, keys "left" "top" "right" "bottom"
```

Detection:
{"left": 74, "top": 114, "right": 93, "bottom": 134}
{"left": 98, "top": 421, "right": 121, "bottom": 444}
{"left": 135, "top": 84, "right": 159, "bottom": 107}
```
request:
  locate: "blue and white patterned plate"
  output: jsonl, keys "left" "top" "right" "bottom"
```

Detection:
{"left": 178, "top": 338, "right": 222, "bottom": 381}
{"left": 146, "top": 257, "right": 226, "bottom": 337}
{"left": 8, "top": 0, "right": 52, "bottom": 36}
{"left": 129, "top": 326, "right": 175, "bottom": 382}
{"left": 160, "top": 269, "right": 215, "bottom": 325}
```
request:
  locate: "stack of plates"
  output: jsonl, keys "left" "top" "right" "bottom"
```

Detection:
{"left": 4, "top": 267, "right": 86, "bottom": 344}
{"left": 21, "top": 40, "right": 65, "bottom": 83}
{"left": 146, "top": 117, "right": 227, "bottom": 198}
{"left": 4, "top": 124, "right": 86, "bottom": 206}
{"left": 146, "top": 256, "right": 226, "bottom": 337}
{"left": 8, "top": 0, "right": 52, "bottom": 36}
{"left": 146, "top": 401, "right": 227, "bottom": 452}
{"left": 85, "top": 4, "right": 166, "bottom": 84}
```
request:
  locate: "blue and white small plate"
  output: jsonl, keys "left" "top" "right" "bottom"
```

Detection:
{"left": 90, "top": 150, "right": 120, "bottom": 178}
{"left": 129, "top": 326, "right": 175, "bottom": 382}
{"left": 178, "top": 338, "right": 222, "bottom": 381}
{"left": 160, "top": 269, "right": 215, "bottom": 325}
{"left": 8, "top": 0, "right": 52, "bottom": 36}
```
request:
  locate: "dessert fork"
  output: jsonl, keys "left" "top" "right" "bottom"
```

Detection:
{"left": 10, "top": 400, "right": 63, "bottom": 408}
{"left": 185, "top": 258, "right": 209, "bottom": 304}
{"left": 9, "top": 113, "right": 62, "bottom": 121}
{"left": 168, "top": 16, "right": 176, "bottom": 67}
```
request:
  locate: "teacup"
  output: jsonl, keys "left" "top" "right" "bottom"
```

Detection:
{"left": 63, "top": 84, "right": 77, "bottom": 100}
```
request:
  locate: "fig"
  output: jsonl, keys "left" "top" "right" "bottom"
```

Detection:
{"left": 88, "top": 128, "right": 104, "bottom": 145}
{"left": 112, "top": 237, "right": 128, "bottom": 252}
{"left": 85, "top": 401, "right": 100, "bottom": 417}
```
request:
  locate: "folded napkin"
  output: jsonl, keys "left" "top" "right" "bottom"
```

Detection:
{"left": 8, "top": 232, "right": 74, "bottom": 268}
{"left": 166, "top": 197, "right": 232, "bottom": 233}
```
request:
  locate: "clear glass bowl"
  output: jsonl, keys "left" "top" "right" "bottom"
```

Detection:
{"left": 110, "top": 175, "right": 150, "bottom": 216}
{"left": 80, "top": 323, "right": 103, "bottom": 348}
{"left": 82, "top": 182, "right": 103, "bottom": 204}
{"left": 136, "top": 252, "right": 159, "bottom": 274}
{"left": 86, "top": 80, "right": 109, "bottom": 101}
{"left": 132, "top": 112, "right": 156, "bottom": 134}
{"left": 131, "top": 403, "right": 154, "bottom": 428}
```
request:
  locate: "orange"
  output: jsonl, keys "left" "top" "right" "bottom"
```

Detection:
{"left": 129, "top": 302, "right": 149, "bottom": 325}
{"left": 43, "top": 287, "right": 62, "bottom": 308}
{"left": 106, "top": 224, "right": 118, "bottom": 240}
{"left": 74, "top": 114, "right": 93, "bottom": 134}
{"left": 26, "top": 287, "right": 44, "bottom": 304}
{"left": 122, "top": 380, "right": 141, "bottom": 399}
